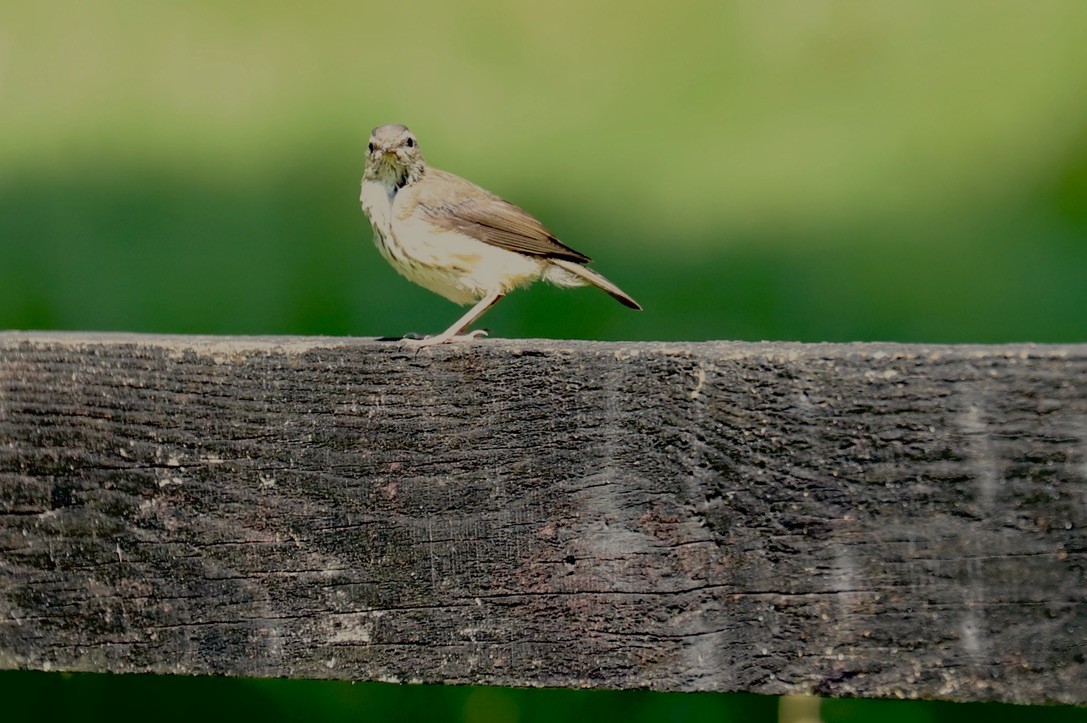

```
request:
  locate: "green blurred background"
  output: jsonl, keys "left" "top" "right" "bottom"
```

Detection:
{"left": 1, "top": 0, "right": 1085, "bottom": 721}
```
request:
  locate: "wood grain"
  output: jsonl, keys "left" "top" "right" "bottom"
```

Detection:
{"left": 1, "top": 332, "right": 1085, "bottom": 703}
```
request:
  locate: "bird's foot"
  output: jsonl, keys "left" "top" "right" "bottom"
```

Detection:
{"left": 402, "top": 329, "right": 489, "bottom": 349}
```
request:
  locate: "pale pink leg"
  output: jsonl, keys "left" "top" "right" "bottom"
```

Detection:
{"left": 404, "top": 292, "right": 505, "bottom": 348}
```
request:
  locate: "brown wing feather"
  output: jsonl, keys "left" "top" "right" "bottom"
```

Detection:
{"left": 416, "top": 169, "right": 591, "bottom": 263}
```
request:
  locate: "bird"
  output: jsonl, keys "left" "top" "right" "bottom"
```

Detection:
{"left": 359, "top": 124, "right": 641, "bottom": 347}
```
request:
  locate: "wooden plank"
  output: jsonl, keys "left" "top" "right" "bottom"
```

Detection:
{"left": 0, "top": 332, "right": 1084, "bottom": 704}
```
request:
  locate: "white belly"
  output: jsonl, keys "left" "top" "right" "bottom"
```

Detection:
{"left": 360, "top": 179, "right": 542, "bottom": 305}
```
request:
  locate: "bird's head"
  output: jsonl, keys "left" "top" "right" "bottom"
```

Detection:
{"left": 365, "top": 124, "right": 425, "bottom": 188}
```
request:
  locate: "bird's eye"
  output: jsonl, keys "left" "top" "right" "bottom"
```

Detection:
{"left": 368, "top": 142, "right": 375, "bottom": 153}
{"left": 405, "top": 137, "right": 415, "bottom": 148}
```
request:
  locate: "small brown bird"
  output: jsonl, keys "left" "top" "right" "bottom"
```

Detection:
{"left": 359, "top": 124, "right": 641, "bottom": 347}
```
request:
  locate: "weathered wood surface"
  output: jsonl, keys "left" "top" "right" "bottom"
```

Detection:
{"left": 0, "top": 332, "right": 1084, "bottom": 704}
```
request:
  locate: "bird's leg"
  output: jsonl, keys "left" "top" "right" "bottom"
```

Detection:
{"left": 404, "top": 292, "right": 505, "bottom": 348}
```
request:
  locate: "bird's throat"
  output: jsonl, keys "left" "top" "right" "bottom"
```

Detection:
{"left": 372, "top": 160, "right": 424, "bottom": 195}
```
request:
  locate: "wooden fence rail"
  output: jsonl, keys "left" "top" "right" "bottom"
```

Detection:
{"left": 0, "top": 332, "right": 1084, "bottom": 704}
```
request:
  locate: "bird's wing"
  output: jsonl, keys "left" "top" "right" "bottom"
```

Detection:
{"left": 415, "top": 169, "right": 591, "bottom": 263}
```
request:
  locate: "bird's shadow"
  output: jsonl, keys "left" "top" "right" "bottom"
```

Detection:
{"left": 376, "top": 333, "right": 427, "bottom": 342}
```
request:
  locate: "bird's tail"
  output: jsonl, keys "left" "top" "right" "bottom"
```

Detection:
{"left": 547, "top": 258, "right": 642, "bottom": 310}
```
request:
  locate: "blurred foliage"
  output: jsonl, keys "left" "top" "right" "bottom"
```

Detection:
{"left": 1, "top": 0, "right": 1086, "bottom": 721}
{"left": 3, "top": 671, "right": 1086, "bottom": 723}
{"left": 2, "top": 0, "right": 1086, "bottom": 342}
